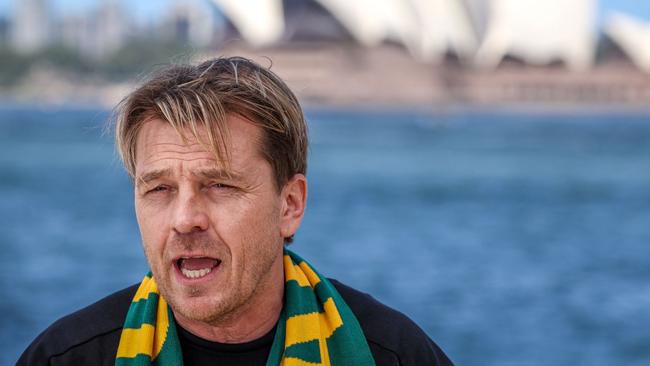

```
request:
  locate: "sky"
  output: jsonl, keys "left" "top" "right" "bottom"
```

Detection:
{"left": 599, "top": 0, "right": 650, "bottom": 20}
{"left": 0, "top": 0, "right": 649, "bottom": 25}
{"left": 0, "top": 0, "right": 178, "bottom": 22}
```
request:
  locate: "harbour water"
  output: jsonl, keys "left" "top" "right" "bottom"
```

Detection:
{"left": 1, "top": 107, "right": 649, "bottom": 365}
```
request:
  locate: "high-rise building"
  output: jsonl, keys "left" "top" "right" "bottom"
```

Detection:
{"left": 0, "top": 16, "right": 10, "bottom": 44}
{"left": 163, "top": 0, "right": 217, "bottom": 48}
{"left": 60, "top": 0, "right": 133, "bottom": 60}
{"left": 11, "top": 0, "right": 51, "bottom": 54}
{"left": 94, "top": 0, "right": 131, "bottom": 58}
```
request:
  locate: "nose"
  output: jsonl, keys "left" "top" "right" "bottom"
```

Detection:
{"left": 172, "top": 189, "right": 209, "bottom": 234}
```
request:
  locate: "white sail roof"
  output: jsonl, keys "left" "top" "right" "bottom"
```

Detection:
{"left": 313, "top": 0, "right": 414, "bottom": 47}
{"left": 210, "top": 0, "right": 284, "bottom": 46}
{"left": 604, "top": 12, "right": 650, "bottom": 72}
{"left": 314, "top": 0, "right": 478, "bottom": 60}
{"left": 410, "top": 0, "right": 479, "bottom": 61}
{"left": 210, "top": 0, "right": 478, "bottom": 62}
{"left": 474, "top": 0, "right": 596, "bottom": 70}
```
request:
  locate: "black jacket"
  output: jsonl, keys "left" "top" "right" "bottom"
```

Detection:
{"left": 17, "top": 279, "right": 453, "bottom": 365}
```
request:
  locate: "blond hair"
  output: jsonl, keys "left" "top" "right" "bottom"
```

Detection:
{"left": 115, "top": 56, "right": 308, "bottom": 190}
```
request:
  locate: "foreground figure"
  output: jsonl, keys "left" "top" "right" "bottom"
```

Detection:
{"left": 18, "top": 57, "right": 453, "bottom": 365}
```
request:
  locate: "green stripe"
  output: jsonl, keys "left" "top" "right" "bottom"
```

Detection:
{"left": 151, "top": 307, "right": 183, "bottom": 366}
{"left": 115, "top": 354, "right": 152, "bottom": 366}
{"left": 324, "top": 281, "right": 375, "bottom": 366}
{"left": 313, "top": 280, "right": 335, "bottom": 305}
{"left": 284, "top": 339, "right": 322, "bottom": 363}
{"left": 265, "top": 308, "right": 286, "bottom": 366}
{"left": 284, "top": 281, "right": 322, "bottom": 317}
{"left": 326, "top": 326, "right": 374, "bottom": 366}
{"left": 122, "top": 292, "right": 159, "bottom": 329}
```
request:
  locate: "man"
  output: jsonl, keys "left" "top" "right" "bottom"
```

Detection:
{"left": 18, "top": 57, "right": 452, "bottom": 365}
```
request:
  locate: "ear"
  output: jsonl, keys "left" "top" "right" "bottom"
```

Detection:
{"left": 279, "top": 174, "right": 308, "bottom": 240}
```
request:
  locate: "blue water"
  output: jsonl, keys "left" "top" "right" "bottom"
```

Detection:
{"left": 1, "top": 107, "right": 649, "bottom": 365}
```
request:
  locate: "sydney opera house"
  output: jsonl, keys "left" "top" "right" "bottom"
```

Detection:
{"left": 204, "top": 0, "right": 650, "bottom": 107}
{"left": 7, "top": 0, "right": 650, "bottom": 107}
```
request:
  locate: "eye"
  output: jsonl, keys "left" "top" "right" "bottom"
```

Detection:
{"left": 210, "top": 183, "right": 231, "bottom": 190}
{"left": 147, "top": 185, "right": 169, "bottom": 194}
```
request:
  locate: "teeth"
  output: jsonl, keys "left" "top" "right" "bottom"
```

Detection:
{"left": 180, "top": 267, "right": 212, "bottom": 279}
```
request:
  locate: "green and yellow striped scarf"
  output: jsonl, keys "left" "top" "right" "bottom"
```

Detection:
{"left": 115, "top": 249, "right": 375, "bottom": 365}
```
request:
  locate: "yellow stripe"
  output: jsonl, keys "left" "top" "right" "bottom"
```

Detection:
{"left": 318, "top": 334, "right": 331, "bottom": 366}
{"left": 284, "top": 255, "right": 311, "bottom": 287}
{"left": 116, "top": 275, "right": 170, "bottom": 360}
{"left": 285, "top": 297, "right": 344, "bottom": 347}
{"left": 320, "top": 297, "right": 343, "bottom": 336}
{"left": 132, "top": 275, "right": 158, "bottom": 302}
{"left": 116, "top": 324, "right": 155, "bottom": 358}
{"left": 298, "top": 261, "right": 321, "bottom": 286}
{"left": 153, "top": 296, "right": 170, "bottom": 358}
{"left": 285, "top": 312, "right": 320, "bottom": 346}
{"left": 316, "top": 298, "right": 343, "bottom": 366}
{"left": 282, "top": 357, "right": 321, "bottom": 366}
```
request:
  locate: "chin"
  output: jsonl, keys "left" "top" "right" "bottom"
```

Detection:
{"left": 170, "top": 292, "right": 236, "bottom": 323}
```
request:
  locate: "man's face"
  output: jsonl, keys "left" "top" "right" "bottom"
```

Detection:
{"left": 133, "top": 115, "right": 294, "bottom": 325}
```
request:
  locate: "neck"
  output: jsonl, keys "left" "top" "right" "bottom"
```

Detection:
{"left": 174, "top": 255, "right": 285, "bottom": 344}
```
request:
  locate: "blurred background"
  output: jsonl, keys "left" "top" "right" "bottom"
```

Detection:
{"left": 1, "top": 0, "right": 650, "bottom": 365}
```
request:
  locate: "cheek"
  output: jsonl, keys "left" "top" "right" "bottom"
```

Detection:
{"left": 135, "top": 200, "right": 169, "bottom": 261}
{"left": 212, "top": 200, "right": 281, "bottom": 261}
{"left": 223, "top": 198, "right": 280, "bottom": 234}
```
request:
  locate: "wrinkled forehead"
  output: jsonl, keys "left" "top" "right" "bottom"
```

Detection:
{"left": 134, "top": 116, "right": 264, "bottom": 175}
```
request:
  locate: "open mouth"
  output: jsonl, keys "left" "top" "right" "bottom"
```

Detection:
{"left": 176, "top": 257, "right": 221, "bottom": 279}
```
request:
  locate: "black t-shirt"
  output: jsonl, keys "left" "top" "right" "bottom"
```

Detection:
{"left": 17, "top": 279, "right": 453, "bottom": 366}
{"left": 178, "top": 323, "right": 275, "bottom": 366}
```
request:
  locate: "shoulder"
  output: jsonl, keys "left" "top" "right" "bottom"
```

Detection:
{"left": 17, "top": 284, "right": 138, "bottom": 366}
{"left": 330, "top": 279, "right": 453, "bottom": 366}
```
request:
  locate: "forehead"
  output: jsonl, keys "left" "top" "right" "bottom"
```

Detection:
{"left": 134, "top": 116, "right": 264, "bottom": 174}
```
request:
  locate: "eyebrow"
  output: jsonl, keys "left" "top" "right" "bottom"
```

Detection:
{"left": 193, "top": 167, "right": 243, "bottom": 182}
{"left": 135, "top": 167, "right": 243, "bottom": 187}
{"left": 136, "top": 168, "right": 173, "bottom": 187}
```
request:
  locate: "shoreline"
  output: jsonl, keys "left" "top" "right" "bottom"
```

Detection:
{"left": 1, "top": 44, "right": 649, "bottom": 116}
{"left": 2, "top": 98, "right": 649, "bottom": 117}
